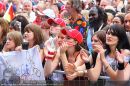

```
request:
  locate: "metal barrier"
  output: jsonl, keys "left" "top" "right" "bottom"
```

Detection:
{"left": 54, "top": 70, "right": 110, "bottom": 80}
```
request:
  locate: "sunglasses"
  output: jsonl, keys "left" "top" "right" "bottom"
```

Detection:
{"left": 106, "top": 31, "right": 116, "bottom": 36}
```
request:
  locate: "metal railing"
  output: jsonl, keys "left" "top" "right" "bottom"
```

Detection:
{"left": 54, "top": 70, "right": 110, "bottom": 80}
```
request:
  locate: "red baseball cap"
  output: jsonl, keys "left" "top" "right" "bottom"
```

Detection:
{"left": 47, "top": 18, "right": 66, "bottom": 27}
{"left": 61, "top": 29, "right": 83, "bottom": 44}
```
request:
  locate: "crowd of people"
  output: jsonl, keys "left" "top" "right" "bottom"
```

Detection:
{"left": 0, "top": 0, "right": 130, "bottom": 85}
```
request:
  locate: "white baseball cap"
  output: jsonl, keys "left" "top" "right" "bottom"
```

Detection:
{"left": 37, "top": 9, "right": 56, "bottom": 19}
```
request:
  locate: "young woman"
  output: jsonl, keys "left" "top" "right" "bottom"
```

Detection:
{"left": 100, "top": 24, "right": 130, "bottom": 85}
{"left": 23, "top": 23, "right": 44, "bottom": 62}
{"left": 80, "top": 24, "right": 130, "bottom": 83}
{"left": 59, "top": 28, "right": 86, "bottom": 79}
{"left": 66, "top": 30, "right": 106, "bottom": 81}
{"left": 2, "top": 31, "right": 23, "bottom": 52}
{"left": 23, "top": 23, "right": 44, "bottom": 49}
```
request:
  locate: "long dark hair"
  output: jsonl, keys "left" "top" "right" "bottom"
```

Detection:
{"left": 106, "top": 24, "right": 130, "bottom": 55}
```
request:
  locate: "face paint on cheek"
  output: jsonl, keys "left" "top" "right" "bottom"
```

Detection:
{"left": 67, "top": 41, "right": 74, "bottom": 46}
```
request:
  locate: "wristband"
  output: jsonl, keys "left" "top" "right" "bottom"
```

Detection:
{"left": 85, "top": 61, "right": 91, "bottom": 69}
{"left": 117, "top": 62, "right": 124, "bottom": 70}
{"left": 105, "top": 65, "right": 109, "bottom": 70}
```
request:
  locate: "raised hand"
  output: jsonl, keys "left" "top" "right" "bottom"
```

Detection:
{"left": 93, "top": 43, "right": 105, "bottom": 54}
{"left": 15, "top": 45, "right": 22, "bottom": 51}
{"left": 116, "top": 50, "right": 124, "bottom": 63}
{"left": 64, "top": 63, "right": 76, "bottom": 76}
{"left": 120, "top": 49, "right": 130, "bottom": 57}
{"left": 60, "top": 42, "right": 68, "bottom": 53}
{"left": 66, "top": 72, "right": 78, "bottom": 80}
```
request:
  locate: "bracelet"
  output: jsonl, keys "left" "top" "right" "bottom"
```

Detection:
{"left": 105, "top": 65, "right": 109, "bottom": 70}
{"left": 85, "top": 61, "right": 91, "bottom": 69}
{"left": 117, "top": 62, "right": 124, "bottom": 70}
